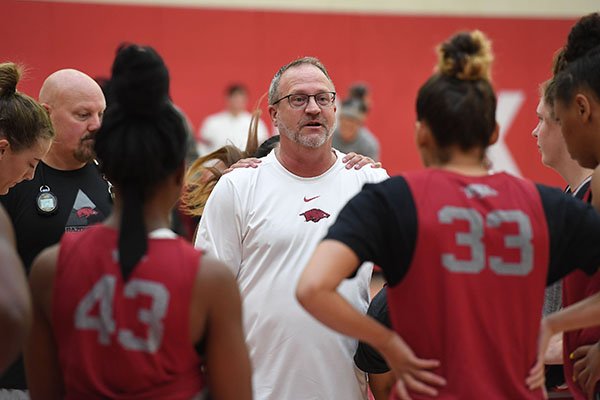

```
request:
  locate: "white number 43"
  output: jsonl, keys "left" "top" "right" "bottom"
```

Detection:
{"left": 74, "top": 275, "right": 170, "bottom": 353}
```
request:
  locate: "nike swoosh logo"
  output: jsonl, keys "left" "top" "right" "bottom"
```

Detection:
{"left": 304, "top": 195, "right": 320, "bottom": 202}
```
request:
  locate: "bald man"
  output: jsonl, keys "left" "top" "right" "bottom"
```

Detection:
{"left": 0, "top": 69, "right": 112, "bottom": 393}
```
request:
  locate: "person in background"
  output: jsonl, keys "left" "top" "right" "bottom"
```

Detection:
{"left": 332, "top": 98, "right": 380, "bottom": 161}
{"left": 197, "top": 83, "right": 269, "bottom": 155}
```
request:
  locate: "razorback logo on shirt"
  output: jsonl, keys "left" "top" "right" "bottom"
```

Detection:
{"left": 462, "top": 183, "right": 498, "bottom": 199}
{"left": 300, "top": 208, "right": 330, "bottom": 223}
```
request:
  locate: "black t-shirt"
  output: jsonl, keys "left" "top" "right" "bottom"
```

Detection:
{"left": 0, "top": 161, "right": 112, "bottom": 389}
{"left": 354, "top": 286, "right": 391, "bottom": 373}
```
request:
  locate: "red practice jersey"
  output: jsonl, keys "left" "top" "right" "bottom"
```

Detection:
{"left": 563, "top": 183, "right": 600, "bottom": 399}
{"left": 391, "top": 170, "right": 548, "bottom": 399}
{"left": 52, "top": 225, "right": 205, "bottom": 400}
{"left": 327, "top": 169, "right": 600, "bottom": 399}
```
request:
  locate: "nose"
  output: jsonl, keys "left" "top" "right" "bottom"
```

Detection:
{"left": 88, "top": 113, "right": 102, "bottom": 131}
{"left": 304, "top": 96, "right": 321, "bottom": 115}
{"left": 531, "top": 123, "right": 540, "bottom": 139}
{"left": 23, "top": 166, "right": 36, "bottom": 182}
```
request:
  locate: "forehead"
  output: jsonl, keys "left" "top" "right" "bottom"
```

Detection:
{"left": 57, "top": 83, "right": 106, "bottom": 112}
{"left": 278, "top": 64, "right": 334, "bottom": 94}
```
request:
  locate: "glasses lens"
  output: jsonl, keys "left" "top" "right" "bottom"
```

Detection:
{"left": 316, "top": 93, "right": 334, "bottom": 106}
{"left": 289, "top": 94, "right": 308, "bottom": 108}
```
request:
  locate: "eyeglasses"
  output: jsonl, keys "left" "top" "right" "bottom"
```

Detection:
{"left": 272, "top": 92, "right": 336, "bottom": 109}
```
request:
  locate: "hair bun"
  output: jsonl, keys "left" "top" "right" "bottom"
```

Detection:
{"left": 110, "top": 44, "right": 170, "bottom": 116}
{"left": 437, "top": 30, "right": 493, "bottom": 81}
{"left": 0, "top": 63, "right": 22, "bottom": 98}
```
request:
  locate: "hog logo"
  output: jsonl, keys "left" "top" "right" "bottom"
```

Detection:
{"left": 300, "top": 208, "right": 330, "bottom": 223}
{"left": 76, "top": 207, "right": 98, "bottom": 219}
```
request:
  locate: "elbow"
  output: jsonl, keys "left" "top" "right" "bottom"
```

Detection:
{"left": 295, "top": 279, "right": 319, "bottom": 313}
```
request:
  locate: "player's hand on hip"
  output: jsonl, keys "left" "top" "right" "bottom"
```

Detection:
{"left": 527, "top": 318, "right": 555, "bottom": 390}
{"left": 381, "top": 333, "right": 445, "bottom": 399}
{"left": 572, "top": 342, "right": 600, "bottom": 400}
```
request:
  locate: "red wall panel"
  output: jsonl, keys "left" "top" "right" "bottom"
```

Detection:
{"left": 2, "top": 0, "right": 575, "bottom": 186}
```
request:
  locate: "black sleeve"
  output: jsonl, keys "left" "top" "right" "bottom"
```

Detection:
{"left": 325, "top": 176, "right": 417, "bottom": 286}
{"left": 537, "top": 184, "right": 600, "bottom": 284}
{"left": 354, "top": 287, "right": 391, "bottom": 373}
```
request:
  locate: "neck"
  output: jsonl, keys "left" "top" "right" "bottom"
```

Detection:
{"left": 104, "top": 192, "right": 173, "bottom": 233}
{"left": 431, "top": 148, "right": 489, "bottom": 176}
{"left": 276, "top": 139, "right": 337, "bottom": 177}
{"left": 554, "top": 159, "right": 593, "bottom": 191}
{"left": 43, "top": 149, "right": 86, "bottom": 171}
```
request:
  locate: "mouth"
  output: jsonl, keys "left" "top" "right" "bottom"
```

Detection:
{"left": 303, "top": 121, "right": 324, "bottom": 129}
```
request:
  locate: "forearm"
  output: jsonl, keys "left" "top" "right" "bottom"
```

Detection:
{"left": 545, "top": 291, "right": 600, "bottom": 335}
{"left": 298, "top": 288, "right": 396, "bottom": 354}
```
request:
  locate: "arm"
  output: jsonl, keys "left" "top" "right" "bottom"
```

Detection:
{"left": 369, "top": 371, "right": 396, "bottom": 400}
{"left": 297, "top": 240, "right": 445, "bottom": 399}
{"left": 0, "top": 206, "right": 31, "bottom": 373}
{"left": 194, "top": 177, "right": 244, "bottom": 276}
{"left": 24, "top": 245, "right": 64, "bottom": 400}
{"left": 196, "top": 257, "right": 252, "bottom": 400}
{"left": 528, "top": 291, "right": 600, "bottom": 390}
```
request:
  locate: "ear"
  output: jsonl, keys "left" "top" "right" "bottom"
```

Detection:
{"left": 575, "top": 94, "right": 591, "bottom": 123}
{"left": 268, "top": 105, "right": 278, "bottom": 127}
{"left": 41, "top": 103, "right": 51, "bottom": 114}
{"left": 489, "top": 123, "right": 500, "bottom": 145}
{"left": 414, "top": 121, "right": 431, "bottom": 148}
{"left": 0, "top": 139, "right": 9, "bottom": 159}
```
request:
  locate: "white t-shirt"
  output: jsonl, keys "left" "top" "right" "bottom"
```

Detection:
{"left": 196, "top": 150, "right": 388, "bottom": 400}
{"left": 197, "top": 110, "right": 268, "bottom": 155}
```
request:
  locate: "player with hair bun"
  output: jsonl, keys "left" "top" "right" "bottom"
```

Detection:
{"left": 24, "top": 45, "right": 251, "bottom": 400}
{"left": 297, "top": 30, "right": 600, "bottom": 399}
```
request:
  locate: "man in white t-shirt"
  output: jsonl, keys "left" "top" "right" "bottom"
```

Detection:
{"left": 196, "top": 57, "right": 388, "bottom": 400}
{"left": 196, "top": 83, "right": 268, "bottom": 155}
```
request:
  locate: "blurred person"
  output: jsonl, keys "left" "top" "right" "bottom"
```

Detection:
{"left": 332, "top": 98, "right": 380, "bottom": 161}
{"left": 0, "top": 62, "right": 55, "bottom": 375}
{"left": 24, "top": 44, "right": 251, "bottom": 400}
{"left": 544, "top": 13, "right": 600, "bottom": 399}
{"left": 195, "top": 56, "right": 388, "bottom": 400}
{"left": 297, "top": 30, "right": 600, "bottom": 400}
{"left": 0, "top": 68, "right": 112, "bottom": 392}
{"left": 197, "top": 83, "right": 268, "bottom": 155}
{"left": 553, "top": 43, "right": 600, "bottom": 400}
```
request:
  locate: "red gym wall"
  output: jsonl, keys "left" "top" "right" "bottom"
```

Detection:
{"left": 2, "top": 0, "right": 576, "bottom": 186}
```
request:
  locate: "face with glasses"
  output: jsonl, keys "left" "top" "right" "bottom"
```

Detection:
{"left": 269, "top": 64, "right": 337, "bottom": 149}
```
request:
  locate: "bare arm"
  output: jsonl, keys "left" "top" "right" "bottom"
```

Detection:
{"left": 195, "top": 257, "right": 252, "bottom": 400}
{"left": 0, "top": 205, "right": 31, "bottom": 373}
{"left": 369, "top": 371, "right": 396, "bottom": 400}
{"left": 296, "top": 240, "right": 445, "bottom": 399}
{"left": 528, "top": 291, "right": 600, "bottom": 390}
{"left": 24, "top": 245, "right": 64, "bottom": 400}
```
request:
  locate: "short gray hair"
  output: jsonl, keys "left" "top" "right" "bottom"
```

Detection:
{"left": 268, "top": 57, "right": 334, "bottom": 105}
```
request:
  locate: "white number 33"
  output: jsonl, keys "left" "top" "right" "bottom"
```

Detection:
{"left": 438, "top": 206, "right": 533, "bottom": 276}
{"left": 74, "top": 275, "right": 170, "bottom": 353}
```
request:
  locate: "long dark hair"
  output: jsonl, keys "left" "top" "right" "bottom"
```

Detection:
{"left": 94, "top": 44, "right": 188, "bottom": 280}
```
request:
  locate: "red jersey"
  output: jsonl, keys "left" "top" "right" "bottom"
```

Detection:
{"left": 386, "top": 170, "right": 549, "bottom": 399}
{"left": 327, "top": 169, "right": 600, "bottom": 399}
{"left": 563, "top": 183, "right": 600, "bottom": 399}
{"left": 52, "top": 225, "right": 205, "bottom": 400}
